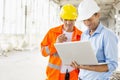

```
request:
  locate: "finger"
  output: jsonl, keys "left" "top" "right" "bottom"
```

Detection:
{"left": 60, "top": 34, "right": 65, "bottom": 38}
{"left": 60, "top": 34, "right": 67, "bottom": 42}
{"left": 63, "top": 37, "right": 67, "bottom": 41}
{"left": 73, "top": 61, "right": 79, "bottom": 66}
{"left": 56, "top": 34, "right": 66, "bottom": 42}
{"left": 70, "top": 62, "right": 75, "bottom": 67}
{"left": 73, "top": 61, "right": 79, "bottom": 68}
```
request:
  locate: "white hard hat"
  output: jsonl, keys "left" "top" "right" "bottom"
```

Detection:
{"left": 78, "top": 0, "right": 100, "bottom": 21}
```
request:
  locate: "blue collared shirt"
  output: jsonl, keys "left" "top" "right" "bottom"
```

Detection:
{"left": 79, "top": 23, "right": 118, "bottom": 80}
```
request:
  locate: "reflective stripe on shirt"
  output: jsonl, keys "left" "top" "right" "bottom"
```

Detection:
{"left": 48, "top": 63, "right": 60, "bottom": 70}
{"left": 45, "top": 46, "right": 50, "bottom": 55}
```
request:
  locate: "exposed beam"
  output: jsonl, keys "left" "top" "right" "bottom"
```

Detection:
{"left": 59, "top": 0, "right": 82, "bottom": 7}
{"left": 52, "top": 0, "right": 60, "bottom": 4}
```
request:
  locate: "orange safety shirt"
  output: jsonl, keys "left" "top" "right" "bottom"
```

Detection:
{"left": 41, "top": 24, "right": 82, "bottom": 80}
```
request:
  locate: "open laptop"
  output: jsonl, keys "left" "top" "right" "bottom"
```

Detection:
{"left": 54, "top": 41, "right": 106, "bottom": 65}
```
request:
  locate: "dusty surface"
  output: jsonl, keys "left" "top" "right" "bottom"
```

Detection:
{"left": 0, "top": 49, "right": 48, "bottom": 80}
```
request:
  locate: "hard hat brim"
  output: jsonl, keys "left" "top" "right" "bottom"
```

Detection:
{"left": 77, "top": 7, "right": 100, "bottom": 21}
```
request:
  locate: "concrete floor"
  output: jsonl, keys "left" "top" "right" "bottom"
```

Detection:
{"left": 0, "top": 49, "right": 48, "bottom": 80}
{"left": 0, "top": 41, "right": 120, "bottom": 80}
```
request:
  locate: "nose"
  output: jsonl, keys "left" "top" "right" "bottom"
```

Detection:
{"left": 66, "top": 20, "right": 72, "bottom": 24}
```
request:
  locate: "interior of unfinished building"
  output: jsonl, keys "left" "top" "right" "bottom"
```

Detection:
{"left": 0, "top": 0, "right": 120, "bottom": 80}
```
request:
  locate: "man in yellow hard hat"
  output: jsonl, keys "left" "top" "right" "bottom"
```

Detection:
{"left": 41, "top": 4, "right": 82, "bottom": 80}
{"left": 71, "top": 0, "right": 118, "bottom": 80}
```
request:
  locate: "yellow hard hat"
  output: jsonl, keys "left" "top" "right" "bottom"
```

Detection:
{"left": 60, "top": 4, "right": 78, "bottom": 20}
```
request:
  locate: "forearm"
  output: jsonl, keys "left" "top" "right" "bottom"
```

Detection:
{"left": 78, "top": 64, "right": 108, "bottom": 72}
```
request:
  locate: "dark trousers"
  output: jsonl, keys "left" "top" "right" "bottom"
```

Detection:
{"left": 79, "top": 77, "right": 82, "bottom": 80}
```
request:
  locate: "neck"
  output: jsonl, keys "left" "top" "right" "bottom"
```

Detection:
{"left": 89, "top": 22, "right": 100, "bottom": 35}
{"left": 89, "top": 30, "right": 94, "bottom": 35}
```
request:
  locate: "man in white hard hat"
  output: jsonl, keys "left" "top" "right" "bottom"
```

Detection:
{"left": 71, "top": 0, "right": 118, "bottom": 80}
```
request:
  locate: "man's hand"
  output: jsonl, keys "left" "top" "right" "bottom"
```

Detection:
{"left": 70, "top": 61, "right": 108, "bottom": 72}
{"left": 70, "top": 61, "right": 80, "bottom": 69}
{"left": 56, "top": 34, "right": 67, "bottom": 43}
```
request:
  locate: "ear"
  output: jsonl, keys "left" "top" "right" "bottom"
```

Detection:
{"left": 60, "top": 18, "right": 63, "bottom": 21}
{"left": 97, "top": 13, "right": 101, "bottom": 19}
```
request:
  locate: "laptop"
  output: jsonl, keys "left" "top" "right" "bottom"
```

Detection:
{"left": 54, "top": 41, "right": 106, "bottom": 65}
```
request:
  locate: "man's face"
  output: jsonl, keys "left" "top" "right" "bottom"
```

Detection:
{"left": 83, "top": 13, "right": 100, "bottom": 31}
{"left": 62, "top": 19, "right": 76, "bottom": 32}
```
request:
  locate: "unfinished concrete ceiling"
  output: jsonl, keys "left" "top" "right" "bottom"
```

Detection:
{"left": 52, "top": 0, "right": 120, "bottom": 19}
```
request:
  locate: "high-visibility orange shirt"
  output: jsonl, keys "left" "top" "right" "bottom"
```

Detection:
{"left": 41, "top": 24, "right": 82, "bottom": 80}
